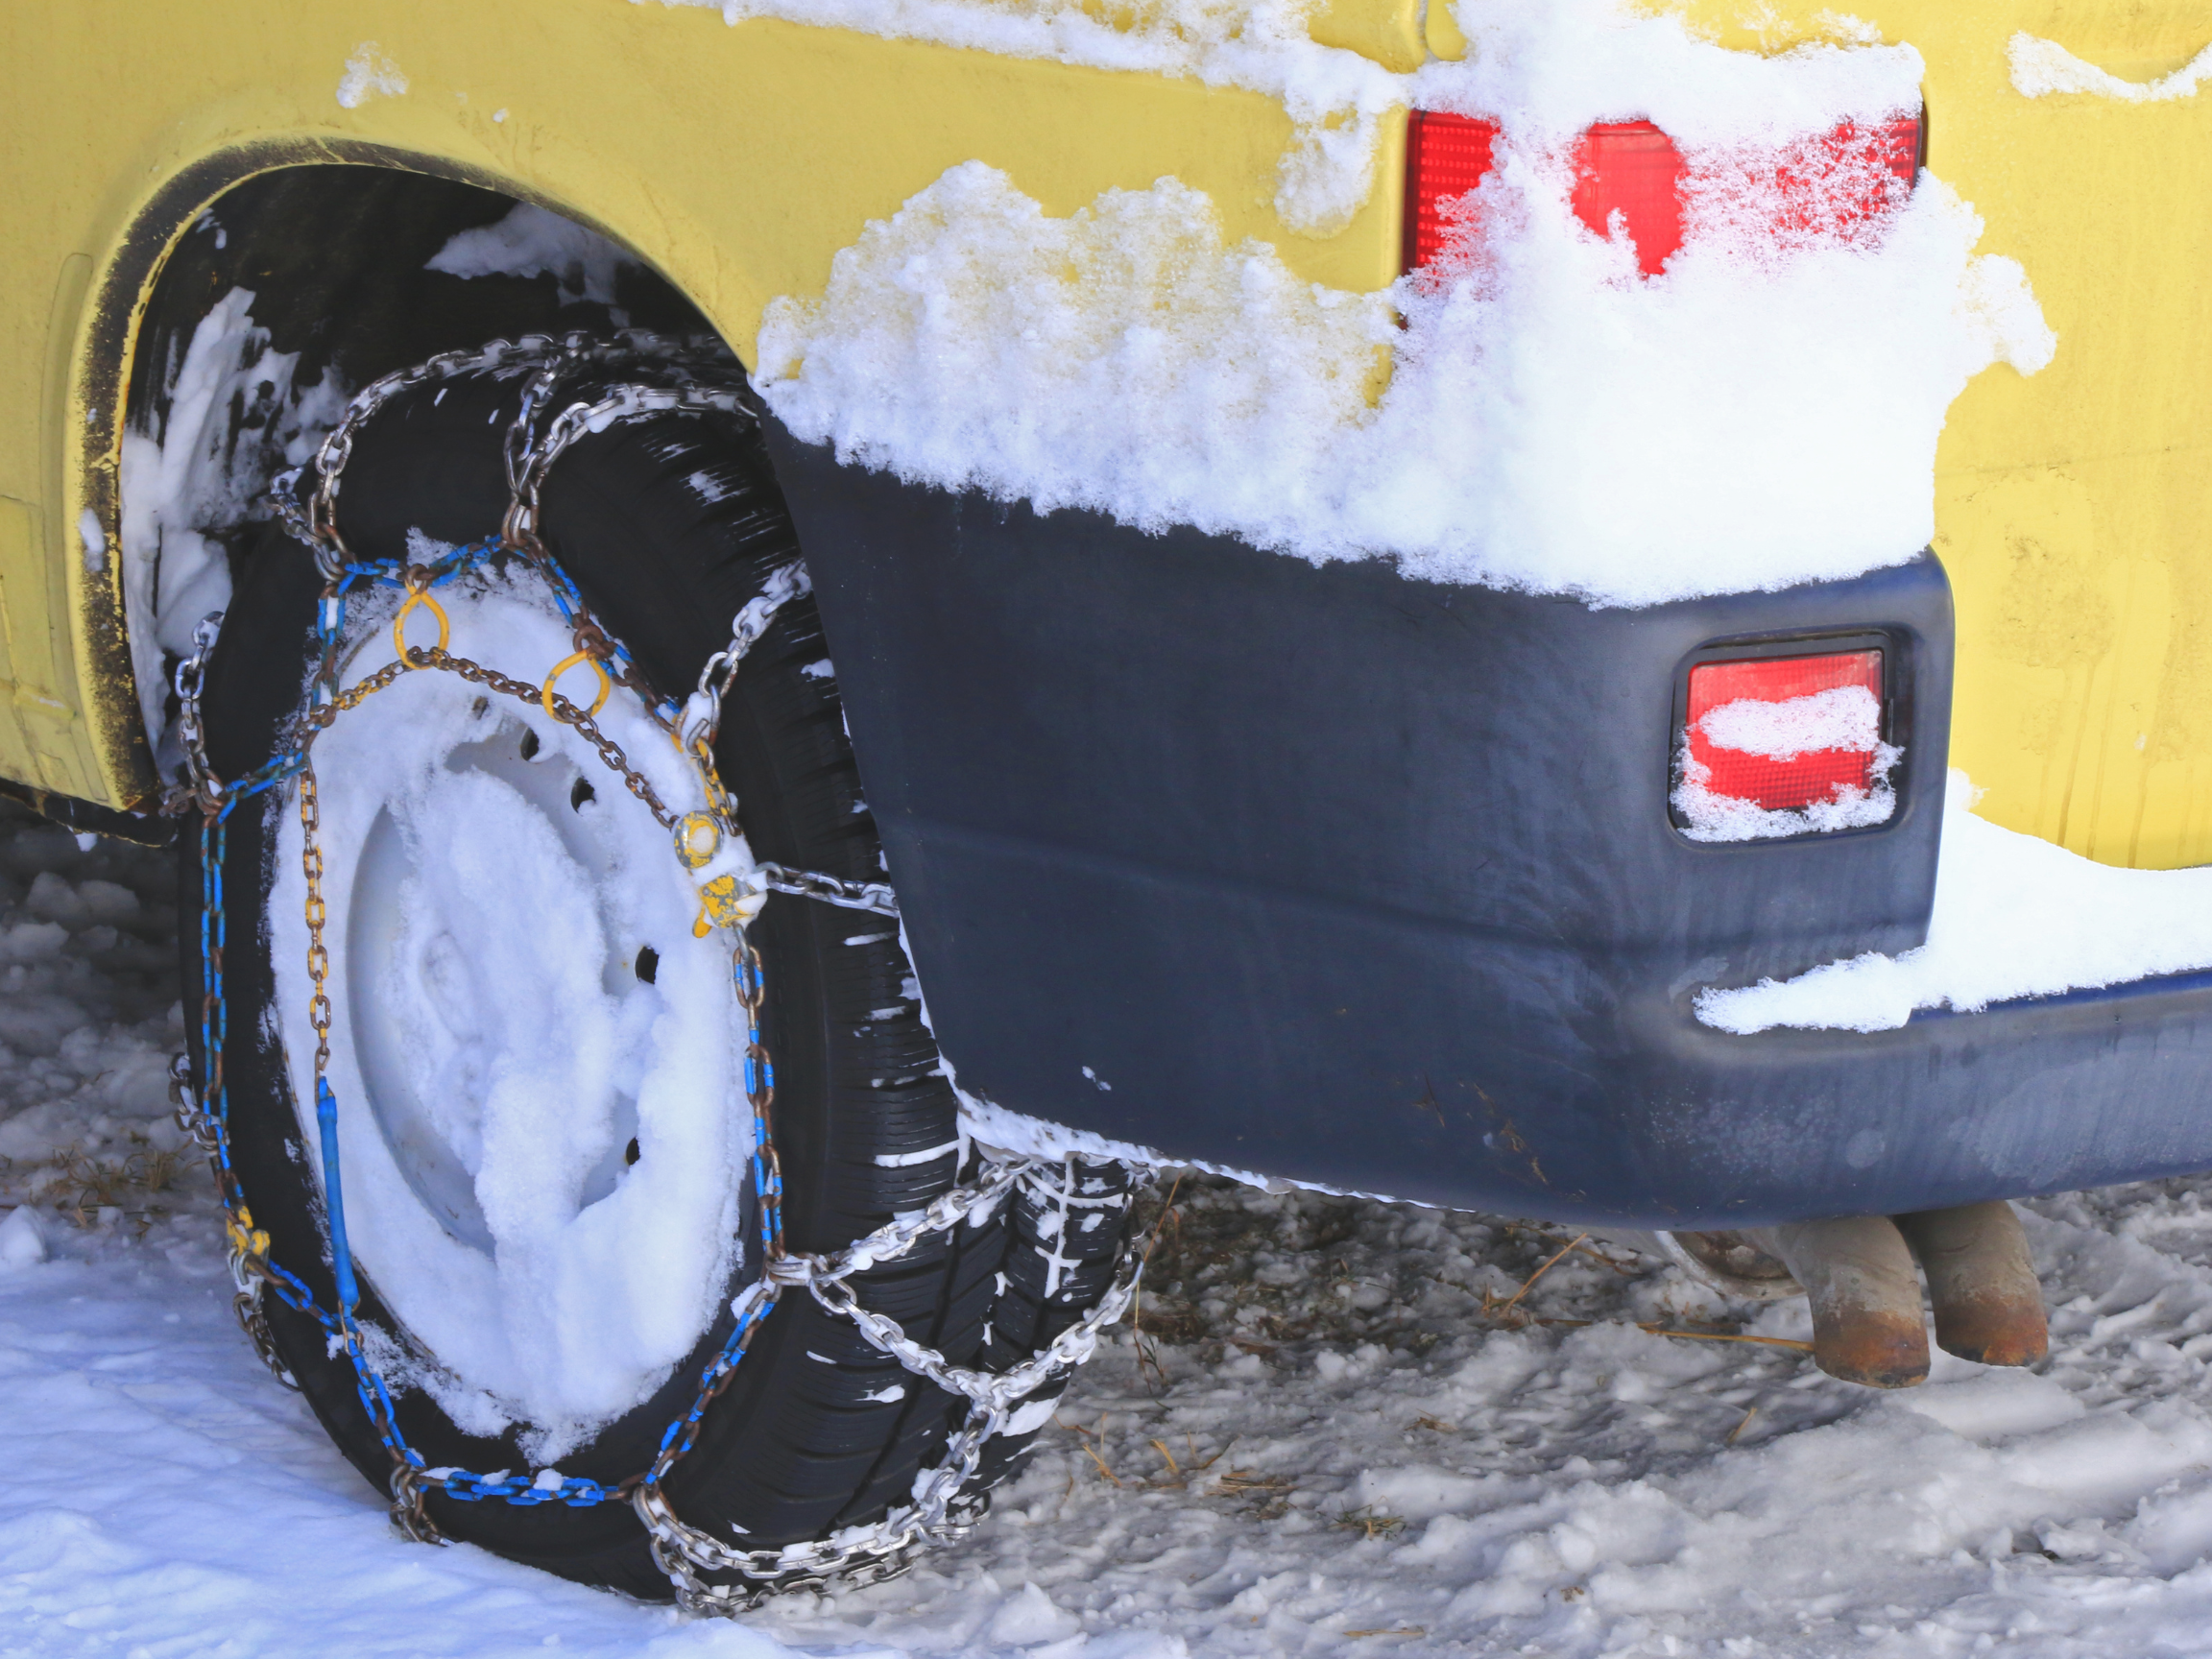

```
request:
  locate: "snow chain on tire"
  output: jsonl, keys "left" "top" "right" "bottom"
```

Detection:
{"left": 163, "top": 329, "right": 1145, "bottom": 1611}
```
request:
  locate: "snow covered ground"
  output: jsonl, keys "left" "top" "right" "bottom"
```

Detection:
{"left": 12, "top": 797, "right": 2212, "bottom": 1656}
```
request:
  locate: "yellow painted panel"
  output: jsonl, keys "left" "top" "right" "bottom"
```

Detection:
{"left": 957, "top": 0, "right": 1427, "bottom": 70}
{"left": 0, "top": 500, "right": 56, "bottom": 713}
{"left": 0, "top": 497, "right": 85, "bottom": 798}
{"left": 1312, "top": 0, "right": 1428, "bottom": 73}
{"left": 0, "top": 497, "right": 48, "bottom": 786}
{"left": 1, "top": 0, "right": 1409, "bottom": 809}
{"left": 1426, "top": 0, "right": 1468, "bottom": 62}
{"left": 1938, "top": 464, "right": 2176, "bottom": 866}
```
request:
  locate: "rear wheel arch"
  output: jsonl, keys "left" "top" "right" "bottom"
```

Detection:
{"left": 95, "top": 154, "right": 715, "bottom": 806}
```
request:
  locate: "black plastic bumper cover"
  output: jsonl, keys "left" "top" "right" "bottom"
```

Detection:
{"left": 767, "top": 423, "right": 2212, "bottom": 1226}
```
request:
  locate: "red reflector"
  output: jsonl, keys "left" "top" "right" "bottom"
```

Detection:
{"left": 1403, "top": 110, "right": 1500, "bottom": 273}
{"left": 1571, "top": 121, "right": 1686, "bottom": 276}
{"left": 1684, "top": 650, "right": 1885, "bottom": 812}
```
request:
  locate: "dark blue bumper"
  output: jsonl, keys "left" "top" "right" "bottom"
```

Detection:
{"left": 766, "top": 424, "right": 2212, "bottom": 1225}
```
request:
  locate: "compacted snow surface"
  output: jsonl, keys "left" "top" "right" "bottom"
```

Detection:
{"left": 16, "top": 802, "right": 2212, "bottom": 1655}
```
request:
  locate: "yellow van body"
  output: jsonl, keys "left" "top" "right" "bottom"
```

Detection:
{"left": 1, "top": 0, "right": 2208, "bottom": 870}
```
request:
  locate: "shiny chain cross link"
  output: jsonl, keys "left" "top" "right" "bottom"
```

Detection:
{"left": 638, "top": 1155, "right": 1142, "bottom": 1611}
{"left": 166, "top": 334, "right": 1139, "bottom": 1608}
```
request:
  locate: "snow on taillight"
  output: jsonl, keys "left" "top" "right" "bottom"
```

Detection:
{"left": 1674, "top": 649, "right": 1903, "bottom": 842}
{"left": 1688, "top": 650, "right": 1882, "bottom": 808}
{"left": 1401, "top": 109, "right": 1924, "bottom": 276}
{"left": 1402, "top": 111, "right": 1500, "bottom": 273}
{"left": 1733, "top": 114, "right": 1922, "bottom": 248}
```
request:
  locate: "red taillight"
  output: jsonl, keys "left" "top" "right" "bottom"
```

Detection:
{"left": 1401, "top": 109, "right": 1923, "bottom": 276}
{"left": 1760, "top": 115, "right": 1922, "bottom": 241}
{"left": 1571, "top": 121, "right": 1687, "bottom": 276}
{"left": 1684, "top": 650, "right": 1885, "bottom": 812}
{"left": 1403, "top": 110, "right": 1501, "bottom": 272}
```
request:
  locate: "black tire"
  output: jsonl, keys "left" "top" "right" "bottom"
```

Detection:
{"left": 179, "top": 357, "right": 1132, "bottom": 1598}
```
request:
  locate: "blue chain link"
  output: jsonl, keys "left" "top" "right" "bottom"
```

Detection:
{"left": 198, "top": 545, "right": 780, "bottom": 1513}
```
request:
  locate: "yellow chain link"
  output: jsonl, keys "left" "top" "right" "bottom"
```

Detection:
{"left": 543, "top": 649, "right": 613, "bottom": 719}
{"left": 392, "top": 583, "right": 451, "bottom": 664}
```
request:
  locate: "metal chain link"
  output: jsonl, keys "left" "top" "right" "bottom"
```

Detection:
{"left": 175, "top": 334, "right": 1142, "bottom": 1609}
{"left": 248, "top": 330, "right": 879, "bottom": 914}
{"left": 169, "top": 1053, "right": 297, "bottom": 1388}
{"left": 168, "top": 612, "right": 228, "bottom": 813}
{"left": 505, "top": 379, "right": 750, "bottom": 552}
{"left": 754, "top": 864, "right": 902, "bottom": 919}
{"left": 273, "top": 329, "right": 737, "bottom": 577}
{"left": 408, "top": 642, "right": 680, "bottom": 827}
{"left": 637, "top": 1157, "right": 1142, "bottom": 1610}
{"left": 680, "top": 560, "right": 811, "bottom": 757}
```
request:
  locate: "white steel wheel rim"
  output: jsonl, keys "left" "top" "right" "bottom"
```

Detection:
{"left": 269, "top": 573, "right": 753, "bottom": 1456}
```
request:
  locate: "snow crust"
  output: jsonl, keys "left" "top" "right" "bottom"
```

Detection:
{"left": 655, "top": 0, "right": 1401, "bottom": 233}
{"left": 427, "top": 203, "right": 638, "bottom": 306}
{"left": 1672, "top": 757, "right": 1896, "bottom": 842}
{"left": 119, "top": 282, "right": 345, "bottom": 746}
{"left": 267, "top": 575, "right": 750, "bottom": 1455}
{"left": 2010, "top": 32, "right": 2212, "bottom": 103}
{"left": 757, "top": 0, "right": 2056, "bottom": 608}
{"left": 1413, "top": 0, "right": 1914, "bottom": 146}
{"left": 75, "top": 511, "right": 104, "bottom": 576}
{"left": 1700, "top": 683, "right": 1880, "bottom": 759}
{"left": 336, "top": 41, "right": 408, "bottom": 108}
{"left": 1700, "top": 770, "right": 2212, "bottom": 1034}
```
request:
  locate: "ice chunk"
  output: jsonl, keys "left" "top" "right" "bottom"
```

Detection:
{"left": 0, "top": 1208, "right": 47, "bottom": 1272}
{"left": 427, "top": 204, "right": 636, "bottom": 306}
{"left": 985, "top": 1583, "right": 1081, "bottom": 1647}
